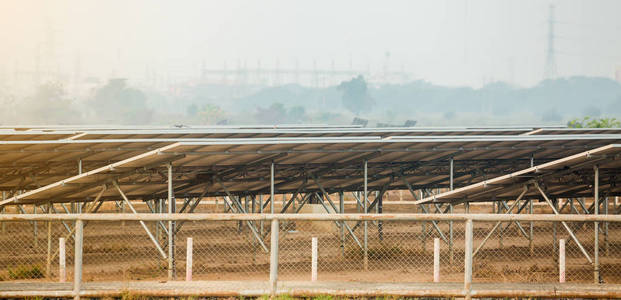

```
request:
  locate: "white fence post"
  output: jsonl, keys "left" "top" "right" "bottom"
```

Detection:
{"left": 559, "top": 239, "right": 566, "bottom": 283}
{"left": 464, "top": 219, "right": 473, "bottom": 300}
{"left": 73, "top": 219, "right": 83, "bottom": 300}
{"left": 59, "top": 237, "right": 66, "bottom": 283}
{"left": 269, "top": 219, "right": 279, "bottom": 297}
{"left": 186, "top": 237, "right": 193, "bottom": 281}
{"left": 311, "top": 237, "right": 318, "bottom": 282}
{"left": 434, "top": 238, "right": 440, "bottom": 282}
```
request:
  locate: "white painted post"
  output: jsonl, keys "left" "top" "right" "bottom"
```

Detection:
{"left": 59, "top": 237, "right": 66, "bottom": 283}
{"left": 311, "top": 237, "right": 318, "bottom": 282}
{"left": 464, "top": 219, "right": 473, "bottom": 300}
{"left": 433, "top": 238, "right": 440, "bottom": 282}
{"left": 186, "top": 237, "right": 193, "bottom": 281}
{"left": 73, "top": 219, "right": 83, "bottom": 300}
{"left": 559, "top": 239, "right": 566, "bottom": 283}
{"left": 269, "top": 219, "right": 279, "bottom": 296}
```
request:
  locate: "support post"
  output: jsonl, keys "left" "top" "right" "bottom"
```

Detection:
{"left": 434, "top": 238, "right": 440, "bottom": 282}
{"left": 259, "top": 194, "right": 264, "bottom": 237}
{"left": 449, "top": 203, "right": 454, "bottom": 265}
{"left": 33, "top": 205, "right": 38, "bottom": 248}
{"left": 73, "top": 219, "right": 83, "bottom": 300}
{"left": 553, "top": 199, "right": 558, "bottom": 260}
{"left": 604, "top": 197, "right": 609, "bottom": 256}
{"left": 559, "top": 239, "right": 566, "bottom": 283}
{"left": 363, "top": 159, "right": 368, "bottom": 271}
{"left": 270, "top": 162, "right": 275, "bottom": 214}
{"left": 497, "top": 202, "right": 503, "bottom": 249}
{"left": 529, "top": 199, "right": 534, "bottom": 256}
{"left": 594, "top": 165, "right": 600, "bottom": 284}
{"left": 311, "top": 237, "right": 318, "bottom": 282}
{"left": 46, "top": 204, "right": 52, "bottom": 278}
{"left": 269, "top": 219, "right": 279, "bottom": 296}
{"left": 449, "top": 157, "right": 454, "bottom": 191}
{"left": 378, "top": 190, "right": 384, "bottom": 241}
{"left": 186, "top": 237, "right": 192, "bottom": 281}
{"left": 464, "top": 219, "right": 473, "bottom": 300}
{"left": 168, "top": 162, "right": 176, "bottom": 280}
{"left": 339, "top": 191, "right": 345, "bottom": 257}
{"left": 121, "top": 200, "right": 125, "bottom": 228}
{"left": 155, "top": 200, "right": 161, "bottom": 241}
{"left": 59, "top": 237, "right": 66, "bottom": 283}
{"left": 1, "top": 191, "right": 5, "bottom": 234}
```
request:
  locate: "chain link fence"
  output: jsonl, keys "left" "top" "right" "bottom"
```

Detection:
{"left": 1, "top": 210, "right": 621, "bottom": 297}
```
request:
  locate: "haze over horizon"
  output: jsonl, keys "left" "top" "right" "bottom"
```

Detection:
{"left": 1, "top": 0, "right": 621, "bottom": 89}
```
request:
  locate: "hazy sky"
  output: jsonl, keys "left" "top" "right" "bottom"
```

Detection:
{"left": 1, "top": 0, "right": 621, "bottom": 88}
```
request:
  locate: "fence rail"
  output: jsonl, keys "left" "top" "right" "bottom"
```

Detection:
{"left": 1, "top": 213, "right": 620, "bottom": 299}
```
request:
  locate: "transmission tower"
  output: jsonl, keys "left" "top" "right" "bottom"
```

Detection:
{"left": 544, "top": 4, "right": 557, "bottom": 80}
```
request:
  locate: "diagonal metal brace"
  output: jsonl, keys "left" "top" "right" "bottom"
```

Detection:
{"left": 401, "top": 176, "right": 449, "bottom": 244}
{"left": 534, "top": 182, "right": 592, "bottom": 264}
{"left": 113, "top": 181, "right": 167, "bottom": 259}
{"left": 473, "top": 186, "right": 528, "bottom": 257}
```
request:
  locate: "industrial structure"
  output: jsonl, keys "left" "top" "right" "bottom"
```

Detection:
{"left": 0, "top": 124, "right": 620, "bottom": 298}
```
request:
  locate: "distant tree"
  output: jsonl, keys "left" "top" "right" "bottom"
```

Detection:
{"left": 337, "top": 75, "right": 375, "bottom": 115}
{"left": 186, "top": 103, "right": 198, "bottom": 116}
{"left": 88, "top": 78, "right": 152, "bottom": 124}
{"left": 255, "top": 102, "right": 287, "bottom": 124}
{"left": 568, "top": 116, "right": 621, "bottom": 128}
{"left": 198, "top": 103, "right": 225, "bottom": 124}
{"left": 21, "top": 82, "right": 79, "bottom": 124}
{"left": 288, "top": 106, "right": 307, "bottom": 123}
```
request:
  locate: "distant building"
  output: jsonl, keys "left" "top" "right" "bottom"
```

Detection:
{"left": 616, "top": 66, "right": 621, "bottom": 84}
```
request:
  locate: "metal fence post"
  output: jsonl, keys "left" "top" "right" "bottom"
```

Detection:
{"left": 168, "top": 162, "right": 176, "bottom": 281}
{"left": 363, "top": 160, "right": 368, "bottom": 271}
{"left": 594, "top": 164, "right": 600, "bottom": 284}
{"left": 46, "top": 204, "right": 52, "bottom": 279}
{"left": 73, "top": 219, "right": 83, "bottom": 300}
{"left": 269, "top": 218, "right": 279, "bottom": 296}
{"left": 464, "top": 219, "right": 473, "bottom": 300}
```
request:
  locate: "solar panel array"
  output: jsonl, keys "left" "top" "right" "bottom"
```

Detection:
{"left": 0, "top": 125, "right": 619, "bottom": 206}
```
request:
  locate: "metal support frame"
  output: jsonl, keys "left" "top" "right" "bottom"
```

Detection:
{"left": 339, "top": 191, "right": 345, "bottom": 256}
{"left": 315, "top": 190, "right": 362, "bottom": 249}
{"left": 594, "top": 165, "right": 600, "bottom": 284}
{"left": 498, "top": 200, "right": 530, "bottom": 239}
{"left": 270, "top": 161, "right": 275, "bottom": 214}
{"left": 473, "top": 186, "right": 528, "bottom": 257}
{"left": 402, "top": 177, "right": 449, "bottom": 243}
{"left": 49, "top": 187, "right": 106, "bottom": 262}
{"left": 113, "top": 181, "right": 167, "bottom": 259}
{"left": 534, "top": 182, "right": 593, "bottom": 264}
{"left": 145, "top": 200, "right": 169, "bottom": 236}
{"left": 529, "top": 199, "right": 534, "bottom": 256}
{"left": 217, "top": 179, "right": 269, "bottom": 252}
{"left": 363, "top": 159, "right": 368, "bottom": 271}
{"left": 167, "top": 162, "right": 176, "bottom": 280}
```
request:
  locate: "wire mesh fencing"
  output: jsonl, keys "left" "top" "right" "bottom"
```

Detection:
{"left": 0, "top": 219, "right": 74, "bottom": 282}
{"left": 1, "top": 212, "right": 621, "bottom": 293}
{"left": 278, "top": 219, "right": 464, "bottom": 282}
